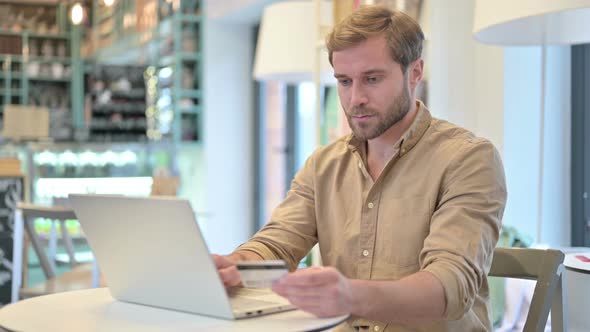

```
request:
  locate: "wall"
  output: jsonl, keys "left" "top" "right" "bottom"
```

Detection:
{"left": 263, "top": 83, "right": 287, "bottom": 228}
{"left": 503, "top": 46, "right": 571, "bottom": 246}
{"left": 202, "top": 17, "right": 256, "bottom": 254}
{"left": 206, "top": 0, "right": 282, "bottom": 24}
{"left": 427, "top": 0, "right": 571, "bottom": 246}
{"left": 427, "top": 0, "right": 504, "bottom": 151}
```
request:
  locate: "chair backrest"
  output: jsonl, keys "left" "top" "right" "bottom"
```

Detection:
{"left": 16, "top": 202, "right": 78, "bottom": 279}
{"left": 489, "top": 247, "right": 566, "bottom": 332}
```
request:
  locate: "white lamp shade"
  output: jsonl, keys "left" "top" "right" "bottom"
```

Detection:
{"left": 473, "top": 0, "right": 590, "bottom": 45}
{"left": 253, "top": 1, "right": 334, "bottom": 84}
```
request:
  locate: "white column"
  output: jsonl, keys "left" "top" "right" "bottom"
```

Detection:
{"left": 203, "top": 18, "right": 255, "bottom": 254}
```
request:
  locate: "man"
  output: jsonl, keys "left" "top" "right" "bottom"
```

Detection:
{"left": 214, "top": 5, "right": 506, "bottom": 332}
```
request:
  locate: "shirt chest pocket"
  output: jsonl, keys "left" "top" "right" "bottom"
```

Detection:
{"left": 375, "top": 196, "right": 431, "bottom": 268}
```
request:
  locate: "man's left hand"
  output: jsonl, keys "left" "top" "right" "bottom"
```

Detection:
{"left": 271, "top": 266, "right": 354, "bottom": 318}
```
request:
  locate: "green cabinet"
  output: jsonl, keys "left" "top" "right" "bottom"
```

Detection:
{"left": 89, "top": 0, "right": 203, "bottom": 143}
{"left": 85, "top": 64, "right": 148, "bottom": 142}
{"left": 0, "top": 1, "right": 203, "bottom": 144}
{"left": 156, "top": 11, "right": 202, "bottom": 141}
{"left": 0, "top": 2, "right": 83, "bottom": 141}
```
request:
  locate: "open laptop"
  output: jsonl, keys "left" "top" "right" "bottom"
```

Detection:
{"left": 68, "top": 194, "right": 295, "bottom": 319}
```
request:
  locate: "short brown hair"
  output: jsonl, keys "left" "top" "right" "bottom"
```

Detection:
{"left": 326, "top": 5, "right": 424, "bottom": 72}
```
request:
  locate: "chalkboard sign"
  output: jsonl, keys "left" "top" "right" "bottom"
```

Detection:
{"left": 0, "top": 176, "right": 24, "bottom": 305}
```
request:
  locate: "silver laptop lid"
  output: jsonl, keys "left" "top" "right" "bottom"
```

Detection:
{"left": 69, "top": 194, "right": 235, "bottom": 319}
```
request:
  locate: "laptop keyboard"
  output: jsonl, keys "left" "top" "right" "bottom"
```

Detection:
{"left": 227, "top": 287, "right": 291, "bottom": 311}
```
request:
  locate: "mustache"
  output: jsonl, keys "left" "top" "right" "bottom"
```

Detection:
{"left": 346, "top": 107, "right": 377, "bottom": 117}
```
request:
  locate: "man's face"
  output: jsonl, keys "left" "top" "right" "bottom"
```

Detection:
{"left": 332, "top": 36, "right": 415, "bottom": 141}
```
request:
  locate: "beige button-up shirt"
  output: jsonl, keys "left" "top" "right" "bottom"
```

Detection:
{"left": 237, "top": 102, "right": 507, "bottom": 332}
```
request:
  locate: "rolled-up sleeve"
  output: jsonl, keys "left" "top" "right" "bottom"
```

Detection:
{"left": 421, "top": 139, "right": 507, "bottom": 320}
{"left": 235, "top": 152, "right": 319, "bottom": 271}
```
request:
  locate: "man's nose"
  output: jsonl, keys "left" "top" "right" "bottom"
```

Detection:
{"left": 350, "top": 83, "right": 368, "bottom": 107}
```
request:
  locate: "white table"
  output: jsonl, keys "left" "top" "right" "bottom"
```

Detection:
{"left": 564, "top": 251, "right": 590, "bottom": 332}
{"left": 0, "top": 288, "right": 348, "bottom": 331}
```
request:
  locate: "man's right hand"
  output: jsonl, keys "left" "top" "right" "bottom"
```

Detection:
{"left": 212, "top": 254, "right": 242, "bottom": 287}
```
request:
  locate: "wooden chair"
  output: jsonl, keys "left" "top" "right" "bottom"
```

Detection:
{"left": 490, "top": 247, "right": 566, "bottom": 332}
{"left": 12, "top": 203, "right": 103, "bottom": 301}
{"left": 18, "top": 263, "right": 103, "bottom": 299}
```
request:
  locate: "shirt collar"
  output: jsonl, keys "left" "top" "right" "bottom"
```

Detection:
{"left": 346, "top": 100, "right": 432, "bottom": 157}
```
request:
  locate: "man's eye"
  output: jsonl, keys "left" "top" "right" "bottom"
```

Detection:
{"left": 339, "top": 79, "right": 352, "bottom": 86}
{"left": 367, "top": 77, "right": 379, "bottom": 84}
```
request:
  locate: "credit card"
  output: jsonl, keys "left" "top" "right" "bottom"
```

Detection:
{"left": 236, "top": 260, "right": 288, "bottom": 288}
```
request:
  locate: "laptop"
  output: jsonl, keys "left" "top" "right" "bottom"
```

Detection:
{"left": 68, "top": 194, "right": 295, "bottom": 319}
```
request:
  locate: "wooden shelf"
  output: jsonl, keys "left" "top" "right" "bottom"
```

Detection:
{"left": 180, "top": 105, "right": 201, "bottom": 114}
{"left": 0, "top": 30, "right": 27, "bottom": 37}
{"left": 157, "top": 52, "right": 201, "bottom": 67}
{"left": 0, "top": 54, "right": 24, "bottom": 62}
{"left": 158, "top": 55, "right": 174, "bottom": 67}
{"left": 180, "top": 52, "right": 201, "bottom": 62}
{"left": 89, "top": 0, "right": 204, "bottom": 143}
{"left": 0, "top": 55, "right": 70, "bottom": 63}
{"left": 0, "top": 72, "right": 22, "bottom": 79}
{"left": 111, "top": 89, "right": 146, "bottom": 99}
{"left": 92, "top": 103, "right": 146, "bottom": 114}
{"left": 0, "top": 1, "right": 82, "bottom": 141}
{"left": 0, "top": 89, "right": 22, "bottom": 95}
{"left": 0, "top": 29, "right": 68, "bottom": 39}
{"left": 179, "top": 14, "right": 202, "bottom": 23}
{"left": 28, "top": 76, "right": 71, "bottom": 82}
{"left": 85, "top": 64, "right": 149, "bottom": 142}
{"left": 0, "top": 72, "right": 71, "bottom": 82}
{"left": 28, "top": 32, "right": 69, "bottom": 39}
{"left": 178, "top": 90, "right": 201, "bottom": 99}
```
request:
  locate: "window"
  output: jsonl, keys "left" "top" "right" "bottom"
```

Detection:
{"left": 571, "top": 43, "right": 590, "bottom": 246}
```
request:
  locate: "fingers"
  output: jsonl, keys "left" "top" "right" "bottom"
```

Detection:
{"left": 212, "top": 254, "right": 233, "bottom": 269}
{"left": 272, "top": 267, "right": 334, "bottom": 302}
{"left": 278, "top": 266, "right": 339, "bottom": 286}
{"left": 219, "top": 265, "right": 242, "bottom": 287}
{"left": 272, "top": 281, "right": 328, "bottom": 298}
{"left": 271, "top": 266, "right": 352, "bottom": 318}
{"left": 212, "top": 254, "right": 242, "bottom": 287}
{"left": 273, "top": 281, "right": 340, "bottom": 309}
{"left": 272, "top": 285, "right": 323, "bottom": 313}
{"left": 278, "top": 287, "right": 346, "bottom": 318}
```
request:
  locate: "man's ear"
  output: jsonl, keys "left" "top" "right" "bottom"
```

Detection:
{"left": 408, "top": 59, "right": 424, "bottom": 89}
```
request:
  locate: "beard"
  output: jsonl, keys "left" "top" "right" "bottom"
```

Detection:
{"left": 344, "top": 80, "right": 411, "bottom": 141}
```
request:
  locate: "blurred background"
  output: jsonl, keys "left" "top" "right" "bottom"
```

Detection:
{"left": 0, "top": 1, "right": 589, "bottom": 329}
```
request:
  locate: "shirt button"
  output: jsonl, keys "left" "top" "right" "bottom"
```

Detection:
{"left": 374, "top": 326, "right": 380, "bottom": 332}
{"left": 401, "top": 148, "right": 406, "bottom": 154}
{"left": 358, "top": 161, "right": 363, "bottom": 169}
{"left": 368, "top": 202, "right": 374, "bottom": 209}
{"left": 362, "top": 250, "right": 370, "bottom": 257}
